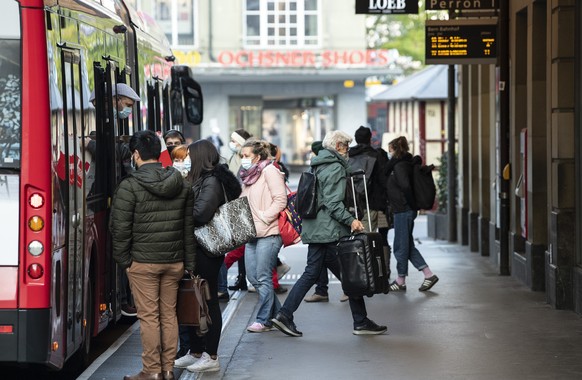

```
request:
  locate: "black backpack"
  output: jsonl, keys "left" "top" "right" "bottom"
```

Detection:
{"left": 412, "top": 162, "right": 436, "bottom": 210}
{"left": 348, "top": 154, "right": 376, "bottom": 207}
{"left": 296, "top": 168, "right": 318, "bottom": 219}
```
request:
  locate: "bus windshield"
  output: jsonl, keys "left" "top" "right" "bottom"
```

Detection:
{"left": 0, "top": 39, "right": 21, "bottom": 169}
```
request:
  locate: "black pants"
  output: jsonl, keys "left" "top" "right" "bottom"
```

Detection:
{"left": 183, "top": 251, "right": 224, "bottom": 356}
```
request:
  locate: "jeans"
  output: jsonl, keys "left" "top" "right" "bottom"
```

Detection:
{"left": 280, "top": 243, "right": 368, "bottom": 327}
{"left": 217, "top": 262, "right": 228, "bottom": 293}
{"left": 393, "top": 209, "right": 428, "bottom": 277}
{"left": 245, "top": 235, "right": 283, "bottom": 325}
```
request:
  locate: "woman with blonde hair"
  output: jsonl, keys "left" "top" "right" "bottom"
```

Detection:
{"left": 239, "top": 138, "right": 287, "bottom": 332}
{"left": 386, "top": 136, "right": 439, "bottom": 292}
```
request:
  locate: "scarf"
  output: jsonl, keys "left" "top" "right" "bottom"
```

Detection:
{"left": 239, "top": 159, "right": 271, "bottom": 186}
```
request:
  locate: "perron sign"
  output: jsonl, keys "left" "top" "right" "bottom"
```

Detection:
{"left": 425, "top": 19, "right": 497, "bottom": 64}
{"left": 426, "top": 0, "right": 499, "bottom": 11}
{"left": 355, "top": 0, "right": 419, "bottom": 15}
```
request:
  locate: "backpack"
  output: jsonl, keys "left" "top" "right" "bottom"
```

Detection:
{"left": 412, "top": 162, "right": 436, "bottom": 210}
{"left": 296, "top": 168, "right": 318, "bottom": 219}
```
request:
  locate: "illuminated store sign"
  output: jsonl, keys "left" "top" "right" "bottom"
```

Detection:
{"left": 216, "top": 49, "right": 398, "bottom": 68}
{"left": 425, "top": 20, "right": 497, "bottom": 64}
{"left": 355, "top": 0, "right": 419, "bottom": 14}
{"left": 426, "top": 0, "right": 499, "bottom": 11}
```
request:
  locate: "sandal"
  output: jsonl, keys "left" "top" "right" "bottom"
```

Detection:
{"left": 389, "top": 281, "right": 406, "bottom": 291}
{"left": 419, "top": 275, "right": 439, "bottom": 291}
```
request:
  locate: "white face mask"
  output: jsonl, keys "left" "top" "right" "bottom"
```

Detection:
{"left": 240, "top": 157, "right": 253, "bottom": 170}
{"left": 229, "top": 141, "right": 239, "bottom": 153}
{"left": 387, "top": 152, "right": 393, "bottom": 160}
{"left": 118, "top": 106, "right": 132, "bottom": 119}
{"left": 183, "top": 157, "right": 191, "bottom": 171}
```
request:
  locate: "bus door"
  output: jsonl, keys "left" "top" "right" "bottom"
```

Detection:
{"left": 60, "top": 49, "right": 86, "bottom": 357}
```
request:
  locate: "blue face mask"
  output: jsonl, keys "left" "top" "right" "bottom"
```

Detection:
{"left": 183, "top": 158, "right": 191, "bottom": 171}
{"left": 240, "top": 158, "right": 253, "bottom": 170}
{"left": 118, "top": 106, "right": 132, "bottom": 119}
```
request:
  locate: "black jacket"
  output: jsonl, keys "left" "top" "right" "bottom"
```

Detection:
{"left": 110, "top": 163, "right": 196, "bottom": 270}
{"left": 348, "top": 144, "right": 389, "bottom": 211}
{"left": 385, "top": 153, "right": 421, "bottom": 213}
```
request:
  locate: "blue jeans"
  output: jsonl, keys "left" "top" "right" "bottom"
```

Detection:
{"left": 393, "top": 210, "right": 428, "bottom": 277}
{"left": 245, "top": 235, "right": 283, "bottom": 325}
{"left": 279, "top": 243, "right": 368, "bottom": 328}
{"left": 217, "top": 262, "right": 228, "bottom": 293}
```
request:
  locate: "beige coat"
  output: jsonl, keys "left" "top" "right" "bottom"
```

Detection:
{"left": 240, "top": 163, "right": 287, "bottom": 238}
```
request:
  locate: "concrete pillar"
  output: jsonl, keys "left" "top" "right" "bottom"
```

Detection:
{"left": 468, "top": 65, "right": 480, "bottom": 252}
{"left": 546, "top": 0, "right": 576, "bottom": 310}
{"left": 457, "top": 65, "right": 470, "bottom": 246}
{"left": 478, "top": 65, "right": 492, "bottom": 257}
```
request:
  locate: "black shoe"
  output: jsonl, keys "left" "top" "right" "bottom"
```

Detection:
{"left": 218, "top": 292, "right": 230, "bottom": 302}
{"left": 228, "top": 274, "right": 248, "bottom": 291}
{"left": 274, "top": 286, "right": 288, "bottom": 294}
{"left": 353, "top": 319, "right": 387, "bottom": 335}
{"left": 419, "top": 275, "right": 439, "bottom": 291}
{"left": 271, "top": 312, "right": 302, "bottom": 337}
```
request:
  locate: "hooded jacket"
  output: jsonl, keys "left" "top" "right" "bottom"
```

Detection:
{"left": 110, "top": 162, "right": 196, "bottom": 270}
{"left": 385, "top": 153, "right": 420, "bottom": 213}
{"left": 301, "top": 149, "right": 355, "bottom": 244}
{"left": 348, "top": 143, "right": 389, "bottom": 211}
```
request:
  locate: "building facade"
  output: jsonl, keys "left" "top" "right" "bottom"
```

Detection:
{"left": 128, "top": 0, "right": 400, "bottom": 163}
{"left": 457, "top": 0, "right": 582, "bottom": 315}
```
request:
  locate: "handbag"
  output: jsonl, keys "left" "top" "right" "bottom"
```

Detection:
{"left": 279, "top": 186, "right": 302, "bottom": 247}
{"left": 194, "top": 194, "right": 256, "bottom": 257}
{"left": 176, "top": 274, "right": 212, "bottom": 336}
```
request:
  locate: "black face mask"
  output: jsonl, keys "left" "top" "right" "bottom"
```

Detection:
{"left": 167, "top": 145, "right": 176, "bottom": 155}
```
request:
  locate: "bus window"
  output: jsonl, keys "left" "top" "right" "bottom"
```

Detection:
{"left": 0, "top": 39, "right": 21, "bottom": 168}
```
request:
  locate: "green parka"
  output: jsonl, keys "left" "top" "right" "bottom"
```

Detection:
{"left": 110, "top": 162, "right": 196, "bottom": 271}
{"left": 301, "top": 149, "right": 356, "bottom": 244}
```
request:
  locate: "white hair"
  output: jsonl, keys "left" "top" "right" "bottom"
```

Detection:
{"left": 322, "top": 130, "right": 353, "bottom": 151}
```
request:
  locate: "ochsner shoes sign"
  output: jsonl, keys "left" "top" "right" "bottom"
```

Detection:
{"left": 355, "top": 0, "right": 419, "bottom": 14}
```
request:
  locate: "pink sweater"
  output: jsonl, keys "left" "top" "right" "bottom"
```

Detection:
{"left": 240, "top": 164, "right": 287, "bottom": 238}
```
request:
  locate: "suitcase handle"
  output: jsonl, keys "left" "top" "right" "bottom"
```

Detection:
{"left": 349, "top": 170, "right": 372, "bottom": 232}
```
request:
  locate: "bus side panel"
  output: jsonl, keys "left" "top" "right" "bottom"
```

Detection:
{"left": 19, "top": 0, "right": 52, "bottom": 308}
{"left": 0, "top": 309, "right": 50, "bottom": 364}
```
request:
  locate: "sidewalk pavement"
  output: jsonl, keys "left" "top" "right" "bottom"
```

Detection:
{"left": 198, "top": 238, "right": 582, "bottom": 380}
{"left": 81, "top": 236, "right": 582, "bottom": 380}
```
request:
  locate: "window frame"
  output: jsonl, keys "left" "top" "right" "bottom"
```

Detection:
{"left": 243, "top": 0, "right": 321, "bottom": 49}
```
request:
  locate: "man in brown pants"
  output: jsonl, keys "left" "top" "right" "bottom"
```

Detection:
{"left": 111, "top": 130, "right": 195, "bottom": 380}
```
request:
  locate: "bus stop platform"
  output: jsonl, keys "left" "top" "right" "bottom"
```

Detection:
{"left": 79, "top": 237, "right": 582, "bottom": 380}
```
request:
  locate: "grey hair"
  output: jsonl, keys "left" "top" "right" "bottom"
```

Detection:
{"left": 322, "top": 130, "right": 353, "bottom": 151}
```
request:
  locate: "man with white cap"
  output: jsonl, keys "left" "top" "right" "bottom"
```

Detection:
{"left": 89, "top": 82, "right": 140, "bottom": 119}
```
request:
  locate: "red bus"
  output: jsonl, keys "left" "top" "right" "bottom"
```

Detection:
{"left": 0, "top": 0, "right": 202, "bottom": 369}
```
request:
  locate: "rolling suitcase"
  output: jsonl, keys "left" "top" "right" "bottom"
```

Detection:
{"left": 337, "top": 169, "right": 390, "bottom": 297}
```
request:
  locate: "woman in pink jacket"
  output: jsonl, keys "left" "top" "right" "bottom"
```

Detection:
{"left": 239, "top": 139, "right": 287, "bottom": 332}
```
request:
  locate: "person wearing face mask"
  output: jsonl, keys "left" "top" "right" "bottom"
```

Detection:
{"left": 164, "top": 130, "right": 186, "bottom": 157}
{"left": 271, "top": 130, "right": 387, "bottom": 337}
{"left": 224, "top": 129, "right": 252, "bottom": 293}
{"left": 113, "top": 83, "right": 140, "bottom": 119}
{"left": 171, "top": 145, "right": 191, "bottom": 178}
{"left": 238, "top": 139, "right": 287, "bottom": 333}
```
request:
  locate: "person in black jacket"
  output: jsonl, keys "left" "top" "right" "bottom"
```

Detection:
{"left": 110, "top": 130, "right": 195, "bottom": 380}
{"left": 385, "top": 136, "right": 439, "bottom": 292}
{"left": 174, "top": 139, "right": 241, "bottom": 374}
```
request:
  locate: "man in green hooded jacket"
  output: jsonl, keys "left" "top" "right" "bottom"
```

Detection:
{"left": 271, "top": 130, "right": 387, "bottom": 337}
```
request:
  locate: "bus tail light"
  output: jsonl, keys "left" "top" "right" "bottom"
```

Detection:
{"left": 28, "top": 263, "right": 44, "bottom": 279}
{"left": 28, "top": 240, "right": 44, "bottom": 256}
{"left": 0, "top": 325, "right": 14, "bottom": 334}
{"left": 29, "top": 193, "right": 44, "bottom": 208}
{"left": 28, "top": 216, "right": 44, "bottom": 231}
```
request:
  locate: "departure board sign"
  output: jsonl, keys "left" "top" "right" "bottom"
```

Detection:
{"left": 355, "top": 0, "right": 419, "bottom": 14}
{"left": 425, "top": 20, "right": 497, "bottom": 64}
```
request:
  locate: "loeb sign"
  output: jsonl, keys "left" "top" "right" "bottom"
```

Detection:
{"left": 217, "top": 49, "right": 398, "bottom": 68}
{"left": 355, "top": 0, "right": 419, "bottom": 14}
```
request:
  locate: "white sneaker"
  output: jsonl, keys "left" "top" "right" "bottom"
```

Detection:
{"left": 174, "top": 353, "right": 198, "bottom": 368}
{"left": 277, "top": 263, "right": 291, "bottom": 280}
{"left": 186, "top": 352, "right": 220, "bottom": 373}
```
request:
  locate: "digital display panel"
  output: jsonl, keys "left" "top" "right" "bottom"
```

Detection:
{"left": 425, "top": 20, "right": 497, "bottom": 64}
